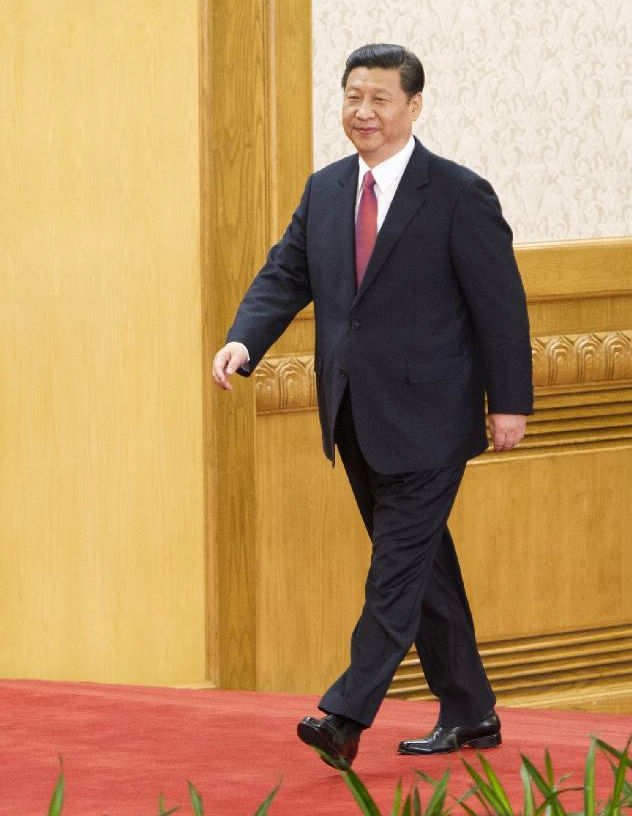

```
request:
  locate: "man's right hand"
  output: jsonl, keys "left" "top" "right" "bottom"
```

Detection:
{"left": 212, "top": 342, "right": 249, "bottom": 391}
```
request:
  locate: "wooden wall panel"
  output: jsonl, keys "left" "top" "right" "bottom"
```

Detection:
{"left": 0, "top": 1, "right": 205, "bottom": 684}
{"left": 256, "top": 412, "right": 367, "bottom": 692}
{"left": 451, "top": 447, "right": 632, "bottom": 641}
{"left": 515, "top": 240, "right": 631, "bottom": 300}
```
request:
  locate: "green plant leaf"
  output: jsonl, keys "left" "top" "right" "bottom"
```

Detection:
{"left": 452, "top": 782, "right": 480, "bottom": 807}
{"left": 619, "top": 775, "right": 632, "bottom": 807}
{"left": 188, "top": 781, "right": 204, "bottom": 816}
{"left": 520, "top": 754, "right": 550, "bottom": 796}
{"left": 314, "top": 749, "right": 382, "bottom": 816}
{"left": 412, "top": 786, "right": 422, "bottom": 816}
{"left": 477, "top": 752, "right": 513, "bottom": 814}
{"left": 520, "top": 754, "right": 567, "bottom": 816}
{"left": 311, "top": 747, "right": 380, "bottom": 816}
{"left": 584, "top": 736, "right": 596, "bottom": 816}
{"left": 594, "top": 737, "right": 632, "bottom": 768}
{"left": 416, "top": 770, "right": 460, "bottom": 815}
{"left": 537, "top": 788, "right": 575, "bottom": 816}
{"left": 545, "top": 750, "right": 555, "bottom": 787}
{"left": 251, "top": 781, "right": 281, "bottom": 816}
{"left": 48, "top": 759, "right": 65, "bottom": 816}
{"left": 520, "top": 761, "right": 535, "bottom": 816}
{"left": 401, "top": 792, "right": 412, "bottom": 816}
{"left": 458, "top": 777, "right": 493, "bottom": 816}
{"left": 608, "top": 736, "right": 632, "bottom": 816}
{"left": 414, "top": 770, "right": 442, "bottom": 787}
{"left": 461, "top": 758, "right": 509, "bottom": 815}
{"left": 423, "top": 770, "right": 450, "bottom": 816}
{"left": 341, "top": 769, "right": 383, "bottom": 816}
{"left": 154, "top": 792, "right": 180, "bottom": 816}
{"left": 456, "top": 799, "right": 479, "bottom": 816}
{"left": 390, "top": 778, "right": 402, "bottom": 816}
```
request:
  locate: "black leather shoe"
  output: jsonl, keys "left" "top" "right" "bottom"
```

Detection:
{"left": 398, "top": 711, "right": 501, "bottom": 755}
{"left": 297, "top": 714, "right": 361, "bottom": 768}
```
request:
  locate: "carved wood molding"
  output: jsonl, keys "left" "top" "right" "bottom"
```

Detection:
{"left": 532, "top": 330, "right": 632, "bottom": 386}
{"left": 255, "top": 354, "right": 316, "bottom": 414}
{"left": 255, "top": 331, "right": 632, "bottom": 414}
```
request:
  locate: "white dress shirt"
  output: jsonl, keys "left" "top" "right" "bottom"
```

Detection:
{"left": 355, "top": 135, "right": 416, "bottom": 230}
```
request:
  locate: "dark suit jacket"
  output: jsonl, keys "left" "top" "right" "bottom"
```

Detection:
{"left": 227, "top": 138, "right": 533, "bottom": 473}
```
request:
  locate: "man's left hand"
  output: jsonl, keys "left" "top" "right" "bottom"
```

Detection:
{"left": 487, "top": 413, "right": 527, "bottom": 452}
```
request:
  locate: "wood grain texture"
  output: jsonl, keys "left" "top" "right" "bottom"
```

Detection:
{"left": 199, "top": 0, "right": 313, "bottom": 688}
{"left": 266, "top": 0, "right": 314, "bottom": 358}
{"left": 266, "top": 0, "right": 314, "bottom": 239}
{"left": 255, "top": 412, "right": 368, "bottom": 693}
{"left": 527, "top": 294, "right": 632, "bottom": 337}
{"left": 390, "top": 625, "right": 632, "bottom": 712}
{"left": 0, "top": 1, "right": 205, "bottom": 684}
{"left": 199, "top": 0, "right": 270, "bottom": 688}
{"left": 450, "top": 447, "right": 632, "bottom": 639}
{"left": 515, "top": 239, "right": 632, "bottom": 300}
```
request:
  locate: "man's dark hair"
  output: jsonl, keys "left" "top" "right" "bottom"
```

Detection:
{"left": 341, "top": 43, "right": 425, "bottom": 97}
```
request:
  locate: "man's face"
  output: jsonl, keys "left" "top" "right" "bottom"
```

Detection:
{"left": 342, "top": 67, "right": 422, "bottom": 166}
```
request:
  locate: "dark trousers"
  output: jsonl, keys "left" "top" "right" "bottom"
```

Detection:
{"left": 318, "top": 390, "right": 495, "bottom": 728}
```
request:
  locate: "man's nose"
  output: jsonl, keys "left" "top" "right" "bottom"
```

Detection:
{"left": 356, "top": 101, "right": 375, "bottom": 119}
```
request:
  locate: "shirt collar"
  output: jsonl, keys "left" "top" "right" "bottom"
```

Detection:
{"left": 357, "top": 135, "right": 416, "bottom": 193}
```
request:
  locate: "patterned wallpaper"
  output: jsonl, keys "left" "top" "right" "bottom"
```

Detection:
{"left": 312, "top": 0, "right": 631, "bottom": 243}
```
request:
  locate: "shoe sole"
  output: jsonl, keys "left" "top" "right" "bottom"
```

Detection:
{"left": 468, "top": 733, "right": 502, "bottom": 749}
{"left": 297, "top": 721, "right": 349, "bottom": 769}
{"left": 399, "top": 732, "right": 502, "bottom": 755}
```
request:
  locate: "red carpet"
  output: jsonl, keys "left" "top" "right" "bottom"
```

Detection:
{"left": 0, "top": 679, "right": 630, "bottom": 814}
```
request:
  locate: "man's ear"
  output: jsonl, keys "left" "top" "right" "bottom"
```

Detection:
{"left": 410, "top": 93, "right": 423, "bottom": 121}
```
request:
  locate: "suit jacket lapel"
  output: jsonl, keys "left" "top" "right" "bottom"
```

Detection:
{"left": 332, "top": 156, "right": 359, "bottom": 308}
{"left": 352, "top": 140, "right": 430, "bottom": 307}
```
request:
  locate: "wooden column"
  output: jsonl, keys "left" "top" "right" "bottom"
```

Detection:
{"left": 199, "top": 0, "right": 312, "bottom": 688}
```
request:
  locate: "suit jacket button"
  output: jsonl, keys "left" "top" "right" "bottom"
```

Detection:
{"left": 351, "top": 319, "right": 360, "bottom": 330}
{"left": 339, "top": 368, "right": 347, "bottom": 378}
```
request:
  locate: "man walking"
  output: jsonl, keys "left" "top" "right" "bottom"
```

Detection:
{"left": 213, "top": 43, "right": 533, "bottom": 767}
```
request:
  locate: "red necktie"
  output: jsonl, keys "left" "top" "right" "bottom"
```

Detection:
{"left": 355, "top": 170, "right": 377, "bottom": 288}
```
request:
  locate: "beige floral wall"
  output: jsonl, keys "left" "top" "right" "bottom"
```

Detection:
{"left": 312, "top": 0, "right": 631, "bottom": 243}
